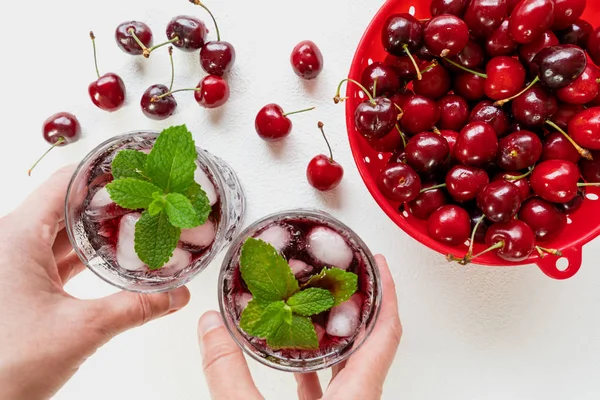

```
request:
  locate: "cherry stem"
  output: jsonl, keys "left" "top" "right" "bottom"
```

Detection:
{"left": 335, "top": 78, "right": 375, "bottom": 104}
{"left": 372, "top": 78, "right": 378, "bottom": 98}
{"left": 504, "top": 167, "right": 533, "bottom": 181}
{"left": 545, "top": 120, "right": 593, "bottom": 160}
{"left": 128, "top": 27, "right": 179, "bottom": 58}
{"left": 536, "top": 246, "right": 563, "bottom": 258}
{"left": 394, "top": 103, "right": 404, "bottom": 120}
{"left": 442, "top": 57, "right": 488, "bottom": 79}
{"left": 28, "top": 137, "right": 65, "bottom": 176}
{"left": 395, "top": 124, "right": 407, "bottom": 148}
{"left": 432, "top": 127, "right": 441, "bottom": 134}
{"left": 465, "top": 241, "right": 505, "bottom": 264}
{"left": 168, "top": 46, "right": 175, "bottom": 92}
{"left": 152, "top": 87, "right": 199, "bottom": 102}
{"left": 420, "top": 59, "right": 439, "bottom": 75}
{"left": 465, "top": 215, "right": 486, "bottom": 261}
{"left": 420, "top": 183, "right": 446, "bottom": 193}
{"left": 317, "top": 121, "right": 335, "bottom": 161}
{"left": 403, "top": 44, "right": 422, "bottom": 80}
{"left": 494, "top": 76, "right": 540, "bottom": 107}
{"left": 190, "top": 0, "right": 221, "bottom": 41}
{"left": 89, "top": 31, "right": 100, "bottom": 79}
{"left": 283, "top": 107, "right": 315, "bottom": 117}
{"left": 578, "top": 182, "right": 600, "bottom": 187}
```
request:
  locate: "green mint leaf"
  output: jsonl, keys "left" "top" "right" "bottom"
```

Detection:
{"left": 163, "top": 193, "right": 201, "bottom": 229}
{"left": 148, "top": 199, "right": 165, "bottom": 216}
{"left": 286, "top": 288, "right": 335, "bottom": 316}
{"left": 267, "top": 315, "right": 319, "bottom": 350}
{"left": 304, "top": 267, "right": 358, "bottom": 306}
{"left": 134, "top": 210, "right": 181, "bottom": 269}
{"left": 241, "top": 301, "right": 292, "bottom": 338}
{"left": 186, "top": 182, "right": 211, "bottom": 224}
{"left": 111, "top": 149, "right": 148, "bottom": 180}
{"left": 240, "top": 299, "right": 266, "bottom": 335}
{"left": 106, "top": 178, "right": 163, "bottom": 210}
{"left": 145, "top": 125, "right": 197, "bottom": 194}
{"left": 240, "top": 238, "right": 300, "bottom": 304}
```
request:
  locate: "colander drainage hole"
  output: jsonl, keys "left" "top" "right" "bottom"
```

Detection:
{"left": 586, "top": 193, "right": 599, "bottom": 201}
{"left": 556, "top": 257, "right": 569, "bottom": 272}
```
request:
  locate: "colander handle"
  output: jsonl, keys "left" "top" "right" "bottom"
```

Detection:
{"left": 535, "top": 246, "right": 582, "bottom": 280}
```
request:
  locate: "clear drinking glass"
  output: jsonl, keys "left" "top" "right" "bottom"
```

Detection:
{"left": 65, "top": 131, "right": 246, "bottom": 293}
{"left": 219, "top": 209, "right": 382, "bottom": 372}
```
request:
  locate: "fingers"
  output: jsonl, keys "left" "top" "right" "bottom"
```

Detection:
{"left": 53, "top": 229, "right": 74, "bottom": 261}
{"left": 57, "top": 251, "right": 86, "bottom": 284}
{"left": 197, "top": 311, "right": 263, "bottom": 400}
{"left": 295, "top": 373, "right": 323, "bottom": 400}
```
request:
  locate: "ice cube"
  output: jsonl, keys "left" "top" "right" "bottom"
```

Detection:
{"left": 195, "top": 167, "right": 218, "bottom": 206}
{"left": 235, "top": 292, "right": 253, "bottom": 313}
{"left": 256, "top": 224, "right": 293, "bottom": 252}
{"left": 326, "top": 294, "right": 363, "bottom": 338}
{"left": 289, "top": 259, "right": 314, "bottom": 278}
{"left": 89, "top": 187, "right": 114, "bottom": 209}
{"left": 116, "top": 213, "right": 145, "bottom": 271}
{"left": 160, "top": 248, "right": 192, "bottom": 274}
{"left": 314, "top": 323, "right": 326, "bottom": 344}
{"left": 180, "top": 219, "right": 216, "bottom": 248}
{"left": 307, "top": 227, "right": 354, "bottom": 270}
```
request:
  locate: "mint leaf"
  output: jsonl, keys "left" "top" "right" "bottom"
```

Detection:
{"left": 186, "top": 182, "right": 211, "bottom": 224}
{"left": 145, "top": 125, "right": 197, "bottom": 194}
{"left": 267, "top": 315, "right": 319, "bottom": 350}
{"left": 240, "top": 300, "right": 266, "bottom": 334}
{"left": 163, "top": 193, "right": 201, "bottom": 229}
{"left": 106, "top": 178, "right": 163, "bottom": 210}
{"left": 112, "top": 150, "right": 148, "bottom": 180}
{"left": 148, "top": 199, "right": 165, "bottom": 216}
{"left": 286, "top": 288, "right": 335, "bottom": 316}
{"left": 240, "top": 238, "right": 300, "bottom": 304}
{"left": 304, "top": 268, "right": 358, "bottom": 306}
{"left": 241, "top": 301, "right": 292, "bottom": 338}
{"left": 134, "top": 210, "right": 180, "bottom": 269}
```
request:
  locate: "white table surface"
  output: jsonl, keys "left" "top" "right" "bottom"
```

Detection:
{"left": 2, "top": 0, "right": 600, "bottom": 399}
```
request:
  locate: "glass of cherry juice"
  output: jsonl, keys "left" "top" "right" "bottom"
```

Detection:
{"left": 219, "top": 209, "right": 382, "bottom": 372}
{"left": 65, "top": 131, "right": 245, "bottom": 292}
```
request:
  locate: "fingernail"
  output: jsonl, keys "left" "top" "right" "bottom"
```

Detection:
{"left": 168, "top": 288, "right": 189, "bottom": 311}
{"left": 198, "top": 312, "right": 224, "bottom": 338}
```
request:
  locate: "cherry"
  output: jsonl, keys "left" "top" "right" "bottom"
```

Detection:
{"left": 511, "top": 87, "right": 557, "bottom": 127}
{"left": 468, "top": 208, "right": 491, "bottom": 243}
{"left": 307, "top": 122, "right": 344, "bottom": 191}
{"left": 382, "top": 13, "right": 423, "bottom": 79}
{"left": 388, "top": 149, "right": 407, "bottom": 164}
{"left": 192, "top": 75, "right": 228, "bottom": 108}
{"left": 507, "top": 0, "right": 521, "bottom": 12}
{"left": 557, "top": 187, "right": 586, "bottom": 214}
{"left": 377, "top": 163, "right": 421, "bottom": 202}
{"left": 546, "top": 118, "right": 592, "bottom": 160}
{"left": 497, "top": 131, "right": 543, "bottom": 171}
{"left": 408, "top": 182, "right": 448, "bottom": 220}
{"left": 440, "top": 129, "right": 459, "bottom": 160}
{"left": 413, "top": 63, "right": 451, "bottom": 100}
{"left": 400, "top": 95, "right": 440, "bottom": 135}
{"left": 551, "top": 103, "right": 586, "bottom": 131}
{"left": 361, "top": 62, "right": 400, "bottom": 96}
{"left": 482, "top": 220, "right": 535, "bottom": 262}
{"left": 389, "top": 88, "right": 414, "bottom": 110}
{"left": 484, "top": 56, "right": 526, "bottom": 101}
{"left": 430, "top": 0, "right": 469, "bottom": 17}
{"left": 455, "top": 122, "right": 498, "bottom": 167}
{"left": 428, "top": 205, "right": 471, "bottom": 246}
{"left": 477, "top": 180, "right": 522, "bottom": 222}
{"left": 530, "top": 45, "right": 587, "bottom": 90}
{"left": 556, "top": 65, "right": 599, "bottom": 105}
{"left": 423, "top": 15, "right": 469, "bottom": 57}
{"left": 115, "top": 21, "right": 153, "bottom": 55}
{"left": 541, "top": 132, "right": 581, "bottom": 164}
{"left": 530, "top": 159, "right": 581, "bottom": 202}
{"left": 437, "top": 94, "right": 469, "bottom": 131}
{"left": 166, "top": 16, "right": 207, "bottom": 51}
{"left": 463, "top": 0, "right": 508, "bottom": 39}
{"left": 29, "top": 112, "right": 81, "bottom": 176}
{"left": 193, "top": 1, "right": 236, "bottom": 76}
{"left": 519, "top": 198, "right": 567, "bottom": 241}
{"left": 485, "top": 20, "right": 518, "bottom": 57}
{"left": 552, "top": 0, "right": 586, "bottom": 30}
{"left": 493, "top": 172, "right": 531, "bottom": 202}
{"left": 385, "top": 55, "right": 420, "bottom": 81}
{"left": 579, "top": 151, "right": 600, "bottom": 182}
{"left": 454, "top": 72, "right": 486, "bottom": 101}
{"left": 469, "top": 101, "right": 510, "bottom": 137}
{"left": 446, "top": 39, "right": 485, "bottom": 71}
{"left": 291, "top": 40, "right": 324, "bottom": 80}
{"left": 509, "top": 0, "right": 555, "bottom": 44}
{"left": 416, "top": 44, "right": 437, "bottom": 61}
{"left": 518, "top": 30, "right": 559, "bottom": 68}
{"left": 142, "top": 85, "right": 177, "bottom": 120}
{"left": 587, "top": 27, "right": 600, "bottom": 66}
{"left": 405, "top": 132, "right": 450, "bottom": 173}
{"left": 368, "top": 128, "right": 405, "bottom": 153}
{"left": 254, "top": 104, "right": 314, "bottom": 142}
{"left": 88, "top": 32, "right": 126, "bottom": 112}
{"left": 445, "top": 165, "right": 489, "bottom": 202}
{"left": 568, "top": 107, "right": 600, "bottom": 150}
{"left": 557, "top": 19, "right": 593, "bottom": 47}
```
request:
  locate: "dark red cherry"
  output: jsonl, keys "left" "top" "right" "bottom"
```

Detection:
{"left": 416, "top": 45, "right": 437, "bottom": 61}
{"left": 291, "top": 40, "right": 324, "bottom": 80}
{"left": 307, "top": 122, "right": 343, "bottom": 191}
{"left": 88, "top": 73, "right": 126, "bottom": 112}
{"left": 579, "top": 151, "right": 600, "bottom": 182}
{"left": 455, "top": 122, "right": 499, "bottom": 166}
{"left": 493, "top": 172, "right": 531, "bottom": 202}
{"left": 556, "top": 65, "right": 599, "bottom": 105}
{"left": 587, "top": 27, "right": 600, "bottom": 66}
{"left": 438, "top": 94, "right": 470, "bottom": 131}
{"left": 463, "top": 0, "right": 508, "bottom": 39}
{"left": 551, "top": 103, "right": 586, "bottom": 131}
{"left": 568, "top": 107, "right": 600, "bottom": 150}
{"left": 557, "top": 187, "right": 586, "bottom": 213}
{"left": 485, "top": 20, "right": 518, "bottom": 57}
{"left": 518, "top": 30, "right": 559, "bottom": 68}
{"left": 367, "top": 128, "right": 404, "bottom": 153}
{"left": 477, "top": 180, "right": 522, "bottom": 222}
{"left": 469, "top": 101, "right": 510, "bottom": 137}
{"left": 557, "top": 19, "right": 593, "bottom": 47}
{"left": 484, "top": 220, "right": 535, "bottom": 262}
{"left": 408, "top": 182, "right": 448, "bottom": 220}
{"left": 194, "top": 75, "right": 229, "bottom": 108}
{"left": 497, "top": 131, "right": 542, "bottom": 171}
{"left": 115, "top": 21, "right": 153, "bottom": 55}
{"left": 446, "top": 165, "right": 489, "bottom": 202}
{"left": 388, "top": 150, "right": 407, "bottom": 164}
{"left": 507, "top": 0, "right": 521, "bottom": 12}
{"left": 454, "top": 72, "right": 486, "bottom": 101}
{"left": 427, "top": 205, "right": 471, "bottom": 246}
{"left": 423, "top": 15, "right": 469, "bottom": 57}
{"left": 377, "top": 163, "right": 422, "bottom": 202}
{"left": 552, "top": 0, "right": 586, "bottom": 30}
{"left": 355, "top": 98, "right": 397, "bottom": 139}
{"left": 413, "top": 64, "right": 451, "bottom": 100}
{"left": 519, "top": 198, "right": 567, "bottom": 241}
{"left": 446, "top": 39, "right": 485, "bottom": 71}
{"left": 405, "top": 132, "right": 450, "bottom": 173}
{"left": 484, "top": 56, "right": 526, "bottom": 101}
{"left": 531, "top": 45, "right": 587, "bottom": 90}
{"left": 468, "top": 207, "right": 492, "bottom": 243}
{"left": 430, "top": 0, "right": 469, "bottom": 16}
{"left": 385, "top": 55, "right": 420, "bottom": 81}
{"left": 255, "top": 104, "right": 313, "bottom": 142}
{"left": 166, "top": 16, "right": 207, "bottom": 51}
{"left": 389, "top": 88, "right": 414, "bottom": 110}
{"left": 541, "top": 132, "right": 581, "bottom": 163}
{"left": 530, "top": 159, "right": 580, "bottom": 202}
{"left": 141, "top": 84, "right": 177, "bottom": 120}
{"left": 440, "top": 130, "right": 459, "bottom": 159}
{"left": 200, "top": 41, "right": 236, "bottom": 76}
{"left": 361, "top": 62, "right": 400, "bottom": 96}
{"left": 511, "top": 87, "right": 558, "bottom": 127}
{"left": 400, "top": 95, "right": 440, "bottom": 135}
{"left": 382, "top": 13, "right": 423, "bottom": 55}
{"left": 509, "top": 0, "right": 555, "bottom": 44}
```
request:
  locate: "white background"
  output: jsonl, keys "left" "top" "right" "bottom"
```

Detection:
{"left": 1, "top": 0, "right": 600, "bottom": 399}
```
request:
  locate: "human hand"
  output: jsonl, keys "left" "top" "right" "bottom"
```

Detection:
{"left": 0, "top": 167, "right": 191, "bottom": 400}
{"left": 197, "top": 254, "right": 401, "bottom": 400}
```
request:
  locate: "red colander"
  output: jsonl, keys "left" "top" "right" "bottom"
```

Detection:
{"left": 346, "top": 0, "right": 600, "bottom": 280}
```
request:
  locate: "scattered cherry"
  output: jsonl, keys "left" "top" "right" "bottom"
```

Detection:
{"left": 291, "top": 40, "right": 324, "bottom": 80}
{"left": 408, "top": 182, "right": 448, "bottom": 220}
{"left": 519, "top": 198, "right": 567, "bottom": 241}
{"left": 307, "top": 122, "right": 344, "bottom": 191}
{"left": 196, "top": 75, "right": 230, "bottom": 108}
{"left": 115, "top": 21, "right": 153, "bottom": 55}
{"left": 497, "top": 130, "right": 542, "bottom": 171}
{"left": 427, "top": 205, "right": 471, "bottom": 246}
{"left": 455, "top": 122, "right": 499, "bottom": 167}
{"left": 377, "top": 163, "right": 422, "bottom": 203}
{"left": 476, "top": 180, "right": 522, "bottom": 222}
{"left": 88, "top": 32, "right": 126, "bottom": 112}
{"left": 166, "top": 16, "right": 207, "bottom": 51}
{"left": 405, "top": 132, "right": 450, "bottom": 173}
{"left": 141, "top": 47, "right": 177, "bottom": 120}
{"left": 445, "top": 165, "right": 489, "bottom": 202}
{"left": 255, "top": 104, "right": 314, "bottom": 142}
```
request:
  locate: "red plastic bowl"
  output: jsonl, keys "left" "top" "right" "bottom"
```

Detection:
{"left": 346, "top": 0, "right": 600, "bottom": 280}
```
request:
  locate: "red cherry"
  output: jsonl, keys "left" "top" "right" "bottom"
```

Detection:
{"left": 413, "top": 63, "right": 452, "bottom": 100}
{"left": 463, "top": 0, "right": 508, "bottom": 39}
{"left": 405, "top": 132, "right": 450, "bottom": 173}
{"left": 427, "top": 205, "right": 471, "bottom": 246}
{"left": 430, "top": 0, "right": 469, "bottom": 17}
{"left": 484, "top": 56, "right": 526, "bottom": 101}
{"left": 568, "top": 107, "right": 600, "bottom": 150}
{"left": 519, "top": 198, "right": 567, "bottom": 241}
{"left": 88, "top": 32, "right": 126, "bottom": 112}
{"left": 518, "top": 31, "right": 559, "bottom": 68}
{"left": 360, "top": 62, "right": 400, "bottom": 96}
{"left": 530, "top": 159, "right": 580, "bottom": 202}
{"left": 377, "top": 163, "right": 422, "bottom": 202}
{"left": 509, "top": 0, "right": 555, "bottom": 44}
{"left": 437, "top": 94, "right": 470, "bottom": 132}
{"left": 551, "top": 103, "right": 586, "bottom": 130}
{"left": 115, "top": 21, "right": 153, "bottom": 55}
{"left": 367, "top": 128, "right": 405, "bottom": 153}
{"left": 382, "top": 13, "right": 423, "bottom": 56}
{"left": 454, "top": 72, "right": 486, "bottom": 101}
{"left": 385, "top": 55, "right": 420, "bottom": 81}
{"left": 556, "top": 65, "right": 599, "bottom": 105}
{"left": 477, "top": 180, "right": 522, "bottom": 222}
{"left": 492, "top": 172, "right": 531, "bottom": 202}
{"left": 455, "top": 122, "right": 499, "bottom": 167}
{"left": 579, "top": 151, "right": 600, "bottom": 182}
{"left": 469, "top": 101, "right": 510, "bottom": 137}
{"left": 557, "top": 19, "right": 593, "bottom": 47}
{"left": 497, "top": 130, "right": 542, "bottom": 171}
{"left": 408, "top": 182, "right": 448, "bottom": 220}
{"left": 255, "top": 104, "right": 314, "bottom": 142}
{"left": 440, "top": 130, "right": 459, "bottom": 160}
{"left": 307, "top": 122, "right": 344, "bottom": 191}
{"left": 486, "top": 20, "right": 518, "bottom": 57}
{"left": 291, "top": 40, "right": 324, "bottom": 80}
{"left": 194, "top": 75, "right": 230, "bottom": 108}
{"left": 541, "top": 132, "right": 581, "bottom": 163}
{"left": 423, "top": 15, "right": 469, "bottom": 57}
{"left": 484, "top": 220, "right": 535, "bottom": 262}
{"left": 511, "top": 87, "right": 557, "bottom": 128}
{"left": 140, "top": 47, "right": 177, "bottom": 120}
{"left": 166, "top": 16, "right": 207, "bottom": 51}
{"left": 445, "top": 165, "right": 489, "bottom": 202}
{"left": 389, "top": 88, "right": 414, "bottom": 110}
{"left": 587, "top": 27, "right": 600, "bottom": 66}
{"left": 552, "top": 0, "right": 586, "bottom": 30}
{"left": 557, "top": 187, "right": 586, "bottom": 213}
{"left": 194, "top": 2, "right": 236, "bottom": 76}
{"left": 446, "top": 39, "right": 485, "bottom": 71}
{"left": 400, "top": 95, "right": 440, "bottom": 135}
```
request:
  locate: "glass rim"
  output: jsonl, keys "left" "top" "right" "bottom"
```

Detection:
{"left": 218, "top": 208, "right": 382, "bottom": 373}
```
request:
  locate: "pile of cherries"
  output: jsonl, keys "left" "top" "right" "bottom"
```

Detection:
{"left": 341, "top": 0, "right": 600, "bottom": 264}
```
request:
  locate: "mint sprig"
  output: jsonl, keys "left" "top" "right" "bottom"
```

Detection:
{"left": 238, "top": 238, "right": 358, "bottom": 350}
{"left": 106, "top": 125, "right": 212, "bottom": 269}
